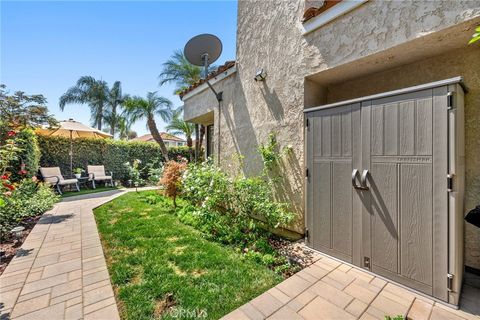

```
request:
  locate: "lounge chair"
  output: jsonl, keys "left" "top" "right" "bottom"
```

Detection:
{"left": 39, "top": 167, "right": 79, "bottom": 195}
{"left": 87, "top": 165, "right": 114, "bottom": 189}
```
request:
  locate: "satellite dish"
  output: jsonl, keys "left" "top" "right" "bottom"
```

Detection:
{"left": 184, "top": 34, "right": 222, "bottom": 67}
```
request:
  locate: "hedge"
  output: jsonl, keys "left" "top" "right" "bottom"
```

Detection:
{"left": 36, "top": 135, "right": 195, "bottom": 183}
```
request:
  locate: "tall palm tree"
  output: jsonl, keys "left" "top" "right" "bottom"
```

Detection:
{"left": 116, "top": 113, "right": 135, "bottom": 140}
{"left": 104, "top": 81, "right": 128, "bottom": 136}
{"left": 124, "top": 92, "right": 172, "bottom": 160}
{"left": 166, "top": 107, "right": 194, "bottom": 147}
{"left": 158, "top": 50, "right": 202, "bottom": 94}
{"left": 59, "top": 76, "right": 109, "bottom": 130}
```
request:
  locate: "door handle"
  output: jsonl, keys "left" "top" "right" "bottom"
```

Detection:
{"left": 352, "top": 169, "right": 369, "bottom": 190}
{"left": 361, "top": 169, "right": 369, "bottom": 190}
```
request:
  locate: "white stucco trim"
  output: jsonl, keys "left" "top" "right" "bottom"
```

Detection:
{"left": 182, "top": 66, "right": 237, "bottom": 101}
{"left": 302, "top": 0, "right": 368, "bottom": 35}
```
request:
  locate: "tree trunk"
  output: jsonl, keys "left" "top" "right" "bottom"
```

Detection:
{"left": 147, "top": 116, "right": 170, "bottom": 161}
{"left": 186, "top": 136, "right": 193, "bottom": 148}
{"left": 97, "top": 102, "right": 103, "bottom": 131}
{"left": 110, "top": 105, "right": 116, "bottom": 137}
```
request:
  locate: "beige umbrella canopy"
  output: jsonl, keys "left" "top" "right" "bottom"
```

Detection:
{"left": 36, "top": 119, "right": 112, "bottom": 139}
{"left": 36, "top": 119, "right": 112, "bottom": 175}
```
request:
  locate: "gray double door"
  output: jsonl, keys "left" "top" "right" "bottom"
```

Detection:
{"left": 306, "top": 86, "right": 450, "bottom": 300}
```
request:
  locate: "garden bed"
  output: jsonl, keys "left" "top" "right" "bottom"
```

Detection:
{"left": 0, "top": 214, "right": 41, "bottom": 275}
{"left": 94, "top": 191, "right": 298, "bottom": 319}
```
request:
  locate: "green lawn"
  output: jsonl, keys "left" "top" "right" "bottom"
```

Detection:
{"left": 94, "top": 191, "right": 282, "bottom": 320}
{"left": 61, "top": 186, "right": 121, "bottom": 198}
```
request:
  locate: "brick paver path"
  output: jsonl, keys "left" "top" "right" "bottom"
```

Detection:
{"left": 222, "top": 254, "right": 480, "bottom": 320}
{"left": 0, "top": 189, "right": 137, "bottom": 320}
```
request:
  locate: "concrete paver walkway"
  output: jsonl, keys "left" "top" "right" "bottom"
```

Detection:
{"left": 222, "top": 253, "right": 480, "bottom": 320}
{"left": 0, "top": 189, "right": 129, "bottom": 320}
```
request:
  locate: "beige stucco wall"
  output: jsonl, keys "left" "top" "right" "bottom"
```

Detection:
{"left": 183, "top": 0, "right": 480, "bottom": 268}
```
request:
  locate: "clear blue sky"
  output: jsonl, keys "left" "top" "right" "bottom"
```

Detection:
{"left": 1, "top": 1, "right": 237, "bottom": 136}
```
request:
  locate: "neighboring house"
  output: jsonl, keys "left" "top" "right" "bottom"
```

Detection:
{"left": 181, "top": 0, "right": 480, "bottom": 305}
{"left": 132, "top": 133, "right": 187, "bottom": 147}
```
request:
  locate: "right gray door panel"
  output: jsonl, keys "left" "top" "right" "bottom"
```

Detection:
{"left": 362, "top": 88, "right": 447, "bottom": 297}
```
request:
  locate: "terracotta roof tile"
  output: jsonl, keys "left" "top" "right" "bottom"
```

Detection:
{"left": 303, "top": 0, "right": 342, "bottom": 22}
{"left": 179, "top": 60, "right": 235, "bottom": 98}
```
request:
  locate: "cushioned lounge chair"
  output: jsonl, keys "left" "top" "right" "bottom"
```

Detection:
{"left": 39, "top": 167, "right": 79, "bottom": 195}
{"left": 87, "top": 165, "right": 114, "bottom": 189}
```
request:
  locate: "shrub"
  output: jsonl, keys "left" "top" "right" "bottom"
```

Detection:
{"left": 37, "top": 135, "right": 194, "bottom": 183}
{"left": 145, "top": 161, "right": 163, "bottom": 185}
{"left": 124, "top": 159, "right": 145, "bottom": 190}
{"left": 182, "top": 160, "right": 294, "bottom": 231}
{"left": 160, "top": 160, "right": 187, "bottom": 207}
{"left": 180, "top": 160, "right": 294, "bottom": 247}
{"left": 232, "top": 177, "right": 294, "bottom": 229}
{"left": 0, "top": 178, "right": 59, "bottom": 239}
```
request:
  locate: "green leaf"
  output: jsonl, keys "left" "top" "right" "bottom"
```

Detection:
{"left": 468, "top": 34, "right": 480, "bottom": 44}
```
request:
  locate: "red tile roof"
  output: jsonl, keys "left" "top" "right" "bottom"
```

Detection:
{"left": 132, "top": 133, "right": 185, "bottom": 142}
{"left": 179, "top": 60, "right": 235, "bottom": 99}
{"left": 303, "top": 0, "right": 342, "bottom": 22}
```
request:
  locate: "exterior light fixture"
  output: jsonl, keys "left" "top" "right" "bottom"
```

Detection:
{"left": 11, "top": 226, "right": 25, "bottom": 242}
{"left": 254, "top": 68, "right": 267, "bottom": 82}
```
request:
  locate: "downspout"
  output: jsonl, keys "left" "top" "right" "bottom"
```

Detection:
{"left": 202, "top": 54, "right": 223, "bottom": 166}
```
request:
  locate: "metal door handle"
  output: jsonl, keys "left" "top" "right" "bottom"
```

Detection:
{"left": 361, "top": 169, "right": 369, "bottom": 190}
{"left": 352, "top": 169, "right": 369, "bottom": 190}
{"left": 352, "top": 169, "right": 362, "bottom": 189}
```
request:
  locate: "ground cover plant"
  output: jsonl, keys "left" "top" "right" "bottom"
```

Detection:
{"left": 94, "top": 191, "right": 282, "bottom": 320}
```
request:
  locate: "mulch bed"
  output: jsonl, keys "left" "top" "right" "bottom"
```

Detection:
{"left": 269, "top": 236, "right": 322, "bottom": 274}
{"left": 0, "top": 215, "right": 41, "bottom": 276}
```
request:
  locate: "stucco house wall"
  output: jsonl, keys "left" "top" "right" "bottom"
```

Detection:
{"left": 183, "top": 0, "right": 480, "bottom": 268}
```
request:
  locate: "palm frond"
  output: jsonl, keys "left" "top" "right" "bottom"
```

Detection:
{"left": 158, "top": 50, "right": 202, "bottom": 93}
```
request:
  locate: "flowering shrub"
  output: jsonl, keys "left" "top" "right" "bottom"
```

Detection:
{"left": 159, "top": 159, "right": 187, "bottom": 207}
{"left": 0, "top": 178, "right": 59, "bottom": 239}
{"left": 176, "top": 160, "right": 296, "bottom": 274}
{"left": 124, "top": 159, "right": 145, "bottom": 190}
{"left": 182, "top": 160, "right": 294, "bottom": 231}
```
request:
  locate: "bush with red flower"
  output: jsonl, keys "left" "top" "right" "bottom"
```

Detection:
{"left": 0, "top": 84, "right": 59, "bottom": 239}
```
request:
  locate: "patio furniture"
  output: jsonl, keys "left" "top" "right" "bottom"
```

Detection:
{"left": 87, "top": 165, "right": 114, "bottom": 189}
{"left": 36, "top": 119, "right": 112, "bottom": 176}
{"left": 77, "top": 176, "right": 90, "bottom": 189}
{"left": 39, "top": 166, "right": 79, "bottom": 195}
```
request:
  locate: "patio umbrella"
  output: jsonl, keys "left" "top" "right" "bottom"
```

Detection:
{"left": 36, "top": 119, "right": 112, "bottom": 175}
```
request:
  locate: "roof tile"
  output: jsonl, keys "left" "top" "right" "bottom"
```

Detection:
{"left": 179, "top": 60, "right": 235, "bottom": 98}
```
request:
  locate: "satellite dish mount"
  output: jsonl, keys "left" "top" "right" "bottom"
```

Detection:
{"left": 184, "top": 34, "right": 223, "bottom": 102}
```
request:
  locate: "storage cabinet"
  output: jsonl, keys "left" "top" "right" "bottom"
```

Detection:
{"left": 305, "top": 77, "right": 465, "bottom": 305}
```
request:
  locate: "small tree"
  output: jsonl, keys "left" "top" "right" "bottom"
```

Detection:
{"left": 0, "top": 84, "right": 57, "bottom": 128}
{"left": 159, "top": 159, "right": 187, "bottom": 208}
